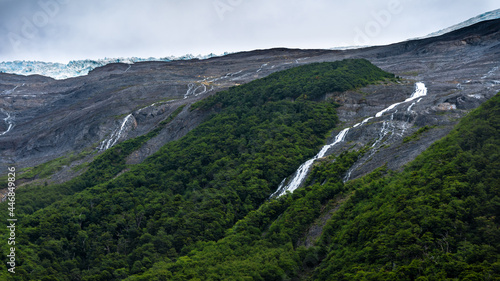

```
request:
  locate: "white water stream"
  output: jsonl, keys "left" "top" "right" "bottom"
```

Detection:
{"left": 0, "top": 110, "right": 14, "bottom": 136}
{"left": 99, "top": 114, "right": 134, "bottom": 151}
{"left": 272, "top": 82, "right": 428, "bottom": 197}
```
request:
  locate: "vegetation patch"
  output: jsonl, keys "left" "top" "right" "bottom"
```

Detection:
{"left": 19, "top": 149, "right": 94, "bottom": 180}
{"left": 403, "top": 125, "right": 436, "bottom": 143}
{"left": 0, "top": 59, "right": 397, "bottom": 280}
{"left": 158, "top": 104, "right": 185, "bottom": 126}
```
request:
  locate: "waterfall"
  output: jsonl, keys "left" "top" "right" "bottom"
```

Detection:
{"left": 272, "top": 128, "right": 350, "bottom": 197}
{"left": 99, "top": 114, "right": 134, "bottom": 151}
{"left": 0, "top": 110, "right": 14, "bottom": 136}
{"left": 271, "top": 82, "right": 428, "bottom": 197}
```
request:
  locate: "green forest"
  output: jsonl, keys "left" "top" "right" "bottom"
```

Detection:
{"left": 133, "top": 92, "right": 500, "bottom": 280}
{"left": 0, "top": 59, "right": 396, "bottom": 280}
{"left": 1, "top": 58, "right": 498, "bottom": 280}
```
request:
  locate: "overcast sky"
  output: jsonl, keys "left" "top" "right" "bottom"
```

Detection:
{"left": 1, "top": 0, "right": 499, "bottom": 63}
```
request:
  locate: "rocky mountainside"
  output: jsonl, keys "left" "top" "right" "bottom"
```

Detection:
{"left": 0, "top": 54, "right": 225, "bottom": 80}
{"left": 1, "top": 19, "right": 499, "bottom": 187}
{"left": 0, "top": 17, "right": 499, "bottom": 280}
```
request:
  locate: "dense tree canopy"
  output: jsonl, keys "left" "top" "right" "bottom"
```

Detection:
{"left": 131, "top": 92, "right": 500, "bottom": 280}
{"left": 3, "top": 58, "right": 497, "bottom": 280}
{"left": 0, "top": 59, "right": 395, "bottom": 280}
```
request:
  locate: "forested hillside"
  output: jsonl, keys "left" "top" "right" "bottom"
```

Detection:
{"left": 123, "top": 91, "right": 500, "bottom": 280}
{"left": 312, "top": 91, "right": 500, "bottom": 280}
{"left": 3, "top": 56, "right": 498, "bottom": 280}
{"left": 131, "top": 91, "right": 500, "bottom": 280}
{"left": 0, "top": 59, "right": 395, "bottom": 280}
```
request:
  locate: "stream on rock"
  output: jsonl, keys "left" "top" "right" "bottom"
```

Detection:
{"left": 0, "top": 109, "right": 14, "bottom": 136}
{"left": 271, "top": 82, "right": 428, "bottom": 197}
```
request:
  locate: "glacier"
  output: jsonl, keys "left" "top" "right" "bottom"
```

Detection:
{"left": 416, "top": 8, "right": 500, "bottom": 40}
{"left": 0, "top": 53, "right": 228, "bottom": 80}
{"left": 331, "top": 9, "right": 500, "bottom": 51}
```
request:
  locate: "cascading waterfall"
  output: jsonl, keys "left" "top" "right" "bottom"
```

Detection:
{"left": 184, "top": 69, "right": 249, "bottom": 99}
{"left": 481, "top": 66, "right": 499, "bottom": 79}
{"left": 270, "top": 178, "right": 288, "bottom": 197}
{"left": 256, "top": 63, "right": 268, "bottom": 73}
{"left": 184, "top": 82, "right": 210, "bottom": 99}
{"left": 184, "top": 83, "right": 197, "bottom": 99}
{"left": 375, "top": 82, "right": 427, "bottom": 118}
{"left": 271, "top": 127, "right": 350, "bottom": 197}
{"left": 99, "top": 114, "right": 134, "bottom": 151}
{"left": 0, "top": 110, "right": 14, "bottom": 136}
{"left": 353, "top": 117, "right": 373, "bottom": 128}
{"left": 272, "top": 82, "right": 428, "bottom": 197}
{"left": 344, "top": 82, "right": 427, "bottom": 182}
{"left": 407, "top": 102, "right": 416, "bottom": 112}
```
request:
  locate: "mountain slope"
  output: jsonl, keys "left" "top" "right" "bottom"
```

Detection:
{"left": 0, "top": 55, "right": 225, "bottom": 80}
{"left": 129, "top": 91, "right": 500, "bottom": 280}
{"left": 313, "top": 91, "right": 500, "bottom": 280}
{"left": 420, "top": 8, "right": 500, "bottom": 39}
{"left": 0, "top": 59, "right": 394, "bottom": 280}
{"left": 0, "top": 15, "right": 499, "bottom": 281}
{"left": 1, "top": 19, "right": 499, "bottom": 184}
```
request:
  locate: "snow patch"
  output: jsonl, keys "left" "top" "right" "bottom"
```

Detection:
{"left": 414, "top": 9, "right": 500, "bottom": 40}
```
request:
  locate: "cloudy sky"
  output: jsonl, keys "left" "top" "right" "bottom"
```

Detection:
{"left": 1, "top": 0, "right": 499, "bottom": 63}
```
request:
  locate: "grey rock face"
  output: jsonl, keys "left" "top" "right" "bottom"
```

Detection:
{"left": 0, "top": 19, "right": 499, "bottom": 189}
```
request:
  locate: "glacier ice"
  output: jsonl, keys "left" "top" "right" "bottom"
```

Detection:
{"left": 0, "top": 54, "right": 228, "bottom": 80}
{"left": 413, "top": 9, "right": 500, "bottom": 40}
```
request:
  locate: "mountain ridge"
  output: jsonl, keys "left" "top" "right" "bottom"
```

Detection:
{"left": 0, "top": 16, "right": 499, "bottom": 280}
{"left": 0, "top": 54, "right": 228, "bottom": 80}
{"left": 418, "top": 8, "right": 500, "bottom": 39}
{"left": 2, "top": 9, "right": 500, "bottom": 81}
{"left": 1, "top": 18, "right": 499, "bottom": 183}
